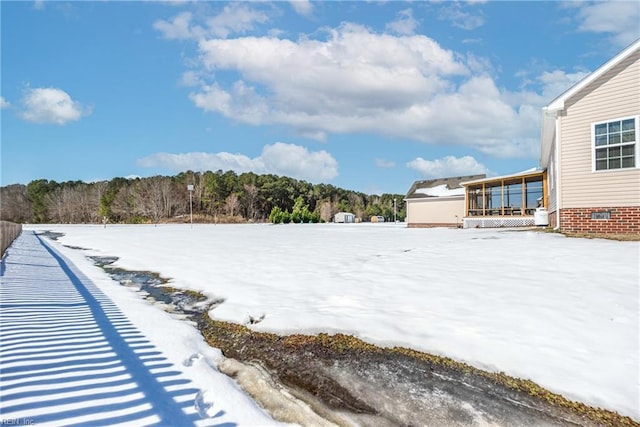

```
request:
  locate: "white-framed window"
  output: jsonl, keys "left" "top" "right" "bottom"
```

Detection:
{"left": 593, "top": 116, "right": 638, "bottom": 171}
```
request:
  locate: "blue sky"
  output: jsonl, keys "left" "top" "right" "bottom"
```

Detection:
{"left": 2, "top": 1, "right": 639, "bottom": 195}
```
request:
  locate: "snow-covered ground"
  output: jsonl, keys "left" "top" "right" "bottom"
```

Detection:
{"left": 1, "top": 231, "right": 280, "bottom": 426}
{"left": 24, "top": 223, "right": 640, "bottom": 420}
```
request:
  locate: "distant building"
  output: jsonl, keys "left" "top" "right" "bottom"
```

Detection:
{"left": 334, "top": 212, "right": 355, "bottom": 223}
{"left": 405, "top": 175, "right": 485, "bottom": 228}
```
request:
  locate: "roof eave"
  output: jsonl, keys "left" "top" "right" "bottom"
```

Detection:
{"left": 404, "top": 194, "right": 464, "bottom": 202}
{"left": 461, "top": 169, "right": 545, "bottom": 187}
{"left": 544, "top": 39, "right": 640, "bottom": 112}
{"left": 539, "top": 39, "right": 640, "bottom": 166}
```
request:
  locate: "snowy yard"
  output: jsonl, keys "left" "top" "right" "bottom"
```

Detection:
{"left": 24, "top": 223, "right": 640, "bottom": 421}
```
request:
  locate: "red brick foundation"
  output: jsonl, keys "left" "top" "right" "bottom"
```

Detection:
{"left": 559, "top": 207, "right": 640, "bottom": 234}
{"left": 549, "top": 211, "right": 558, "bottom": 229}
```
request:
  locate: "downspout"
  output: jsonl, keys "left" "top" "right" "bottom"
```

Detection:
{"left": 463, "top": 186, "right": 468, "bottom": 220}
{"left": 521, "top": 177, "right": 526, "bottom": 216}
{"left": 554, "top": 112, "right": 562, "bottom": 231}
{"left": 543, "top": 106, "right": 563, "bottom": 231}
{"left": 482, "top": 183, "right": 486, "bottom": 216}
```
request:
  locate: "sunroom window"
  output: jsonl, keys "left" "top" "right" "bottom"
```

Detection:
{"left": 594, "top": 117, "right": 637, "bottom": 171}
{"left": 465, "top": 172, "right": 545, "bottom": 217}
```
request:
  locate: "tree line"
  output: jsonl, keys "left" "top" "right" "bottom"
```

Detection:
{"left": 0, "top": 170, "right": 407, "bottom": 225}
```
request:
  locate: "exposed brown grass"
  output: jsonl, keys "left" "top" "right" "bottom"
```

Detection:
{"left": 200, "top": 315, "right": 639, "bottom": 427}
{"left": 524, "top": 227, "right": 640, "bottom": 241}
{"left": 562, "top": 232, "right": 640, "bottom": 241}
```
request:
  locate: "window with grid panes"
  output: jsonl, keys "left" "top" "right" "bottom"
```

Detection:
{"left": 593, "top": 117, "right": 637, "bottom": 171}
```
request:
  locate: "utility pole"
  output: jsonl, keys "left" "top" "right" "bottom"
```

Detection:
{"left": 187, "top": 185, "right": 194, "bottom": 228}
{"left": 394, "top": 198, "right": 397, "bottom": 223}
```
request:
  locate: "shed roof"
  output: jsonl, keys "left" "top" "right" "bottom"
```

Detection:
{"left": 406, "top": 174, "right": 486, "bottom": 199}
{"left": 460, "top": 168, "right": 543, "bottom": 186}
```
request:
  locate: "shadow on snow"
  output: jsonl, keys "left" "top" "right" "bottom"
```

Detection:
{"left": 0, "top": 232, "right": 235, "bottom": 427}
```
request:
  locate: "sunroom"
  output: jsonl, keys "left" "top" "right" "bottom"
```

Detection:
{"left": 461, "top": 169, "right": 547, "bottom": 228}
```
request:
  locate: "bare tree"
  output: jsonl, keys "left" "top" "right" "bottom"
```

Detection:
{"left": 319, "top": 200, "right": 335, "bottom": 223}
{"left": 111, "top": 184, "right": 137, "bottom": 221}
{"left": 137, "top": 176, "right": 181, "bottom": 224}
{"left": 140, "top": 177, "right": 163, "bottom": 224}
{"left": 73, "top": 183, "right": 102, "bottom": 223}
{"left": 192, "top": 173, "right": 205, "bottom": 215}
{"left": 38, "top": 182, "right": 103, "bottom": 223}
{"left": 242, "top": 184, "right": 259, "bottom": 220}
{"left": 348, "top": 193, "right": 365, "bottom": 220}
{"left": 0, "top": 184, "right": 32, "bottom": 223}
{"left": 225, "top": 193, "right": 240, "bottom": 217}
{"left": 46, "top": 186, "right": 75, "bottom": 223}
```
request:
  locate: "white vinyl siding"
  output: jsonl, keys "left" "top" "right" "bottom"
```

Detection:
{"left": 558, "top": 48, "right": 640, "bottom": 208}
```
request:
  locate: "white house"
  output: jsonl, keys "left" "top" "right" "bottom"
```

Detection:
{"left": 540, "top": 39, "right": 640, "bottom": 234}
{"left": 459, "top": 39, "right": 639, "bottom": 235}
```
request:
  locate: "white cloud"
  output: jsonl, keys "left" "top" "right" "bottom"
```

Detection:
{"left": 438, "top": 4, "right": 485, "bottom": 30}
{"left": 190, "top": 81, "right": 269, "bottom": 126}
{"left": 162, "top": 20, "right": 573, "bottom": 159}
{"left": 386, "top": 9, "right": 418, "bottom": 35}
{"left": 572, "top": 1, "right": 640, "bottom": 48}
{"left": 261, "top": 142, "right": 338, "bottom": 181}
{"left": 505, "top": 68, "right": 588, "bottom": 113}
{"left": 162, "top": 0, "right": 193, "bottom": 6}
{"left": 180, "top": 70, "right": 203, "bottom": 87}
{"left": 206, "top": 3, "right": 269, "bottom": 38}
{"left": 0, "top": 96, "right": 10, "bottom": 109}
{"left": 407, "top": 155, "right": 491, "bottom": 178}
{"left": 138, "top": 142, "right": 338, "bottom": 182}
{"left": 33, "top": 0, "right": 45, "bottom": 11}
{"left": 375, "top": 158, "right": 396, "bottom": 169}
{"left": 154, "top": 4, "right": 269, "bottom": 40}
{"left": 20, "top": 87, "right": 90, "bottom": 125}
{"left": 154, "top": 11, "right": 203, "bottom": 40}
{"left": 536, "top": 69, "right": 589, "bottom": 100}
{"left": 289, "top": 0, "right": 313, "bottom": 17}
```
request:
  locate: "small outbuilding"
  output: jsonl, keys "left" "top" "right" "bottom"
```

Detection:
{"left": 405, "top": 175, "right": 486, "bottom": 228}
{"left": 334, "top": 212, "right": 355, "bottom": 223}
